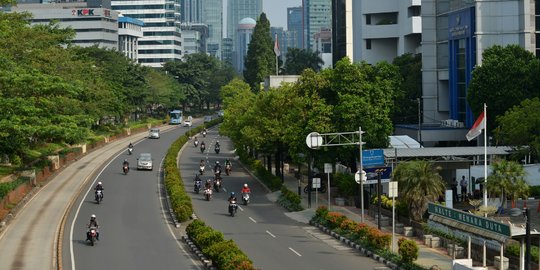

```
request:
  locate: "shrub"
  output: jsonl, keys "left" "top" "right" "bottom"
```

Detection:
{"left": 351, "top": 223, "right": 370, "bottom": 242}
{"left": 277, "top": 186, "right": 303, "bottom": 211}
{"left": 398, "top": 238, "right": 419, "bottom": 264}
{"left": 0, "top": 177, "right": 30, "bottom": 200}
{"left": 325, "top": 212, "right": 346, "bottom": 230}
{"left": 195, "top": 230, "right": 224, "bottom": 249}
{"left": 334, "top": 173, "right": 357, "bottom": 197}
{"left": 366, "top": 227, "right": 391, "bottom": 250}
{"left": 186, "top": 219, "right": 206, "bottom": 237}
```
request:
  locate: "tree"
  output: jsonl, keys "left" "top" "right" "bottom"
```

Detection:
{"left": 283, "top": 48, "right": 324, "bottom": 75}
{"left": 243, "top": 13, "right": 275, "bottom": 92}
{"left": 496, "top": 98, "right": 540, "bottom": 162}
{"left": 393, "top": 160, "right": 445, "bottom": 221}
{"left": 486, "top": 159, "right": 528, "bottom": 208}
{"left": 467, "top": 45, "right": 540, "bottom": 131}
{"left": 391, "top": 53, "right": 422, "bottom": 124}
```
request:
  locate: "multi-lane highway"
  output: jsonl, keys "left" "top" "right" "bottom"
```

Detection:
{"left": 179, "top": 127, "right": 384, "bottom": 270}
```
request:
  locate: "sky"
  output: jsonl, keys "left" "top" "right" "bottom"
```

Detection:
{"left": 263, "top": 0, "right": 302, "bottom": 30}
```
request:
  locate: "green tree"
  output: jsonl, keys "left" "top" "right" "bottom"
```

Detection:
{"left": 283, "top": 48, "right": 324, "bottom": 75}
{"left": 467, "top": 45, "right": 540, "bottom": 131}
{"left": 486, "top": 159, "right": 528, "bottom": 208}
{"left": 496, "top": 98, "right": 540, "bottom": 162}
{"left": 391, "top": 53, "right": 422, "bottom": 124}
{"left": 243, "top": 13, "right": 275, "bottom": 92}
{"left": 393, "top": 160, "right": 445, "bottom": 221}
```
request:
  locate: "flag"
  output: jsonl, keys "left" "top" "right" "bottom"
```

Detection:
{"left": 273, "top": 34, "right": 280, "bottom": 57}
{"left": 466, "top": 111, "right": 486, "bottom": 141}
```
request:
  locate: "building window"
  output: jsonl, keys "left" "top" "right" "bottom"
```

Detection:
{"left": 365, "top": 14, "right": 371, "bottom": 25}
{"left": 408, "top": 6, "right": 421, "bottom": 17}
{"left": 366, "top": 39, "right": 371, "bottom": 50}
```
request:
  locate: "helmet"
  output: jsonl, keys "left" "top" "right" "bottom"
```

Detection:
{"left": 230, "top": 192, "right": 235, "bottom": 196}
{"left": 91, "top": 214, "right": 96, "bottom": 218}
{"left": 124, "top": 159, "right": 128, "bottom": 162}
{"left": 244, "top": 184, "right": 248, "bottom": 188}
{"left": 216, "top": 161, "right": 220, "bottom": 164}
{"left": 98, "top": 182, "right": 102, "bottom": 185}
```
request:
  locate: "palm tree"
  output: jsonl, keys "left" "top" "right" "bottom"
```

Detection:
{"left": 393, "top": 160, "right": 446, "bottom": 221}
{"left": 486, "top": 159, "right": 528, "bottom": 209}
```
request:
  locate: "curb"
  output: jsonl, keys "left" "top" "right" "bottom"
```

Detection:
{"left": 182, "top": 235, "right": 217, "bottom": 270}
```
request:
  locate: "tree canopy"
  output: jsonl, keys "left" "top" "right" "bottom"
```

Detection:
{"left": 282, "top": 48, "right": 323, "bottom": 75}
{"left": 243, "top": 13, "right": 275, "bottom": 92}
{"left": 391, "top": 53, "right": 422, "bottom": 124}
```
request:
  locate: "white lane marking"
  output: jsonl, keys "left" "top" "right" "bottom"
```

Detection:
{"left": 248, "top": 217, "right": 257, "bottom": 223}
{"left": 266, "top": 230, "right": 276, "bottom": 238}
{"left": 289, "top": 247, "right": 302, "bottom": 257}
{"left": 237, "top": 205, "right": 244, "bottom": 211}
{"left": 156, "top": 157, "right": 201, "bottom": 267}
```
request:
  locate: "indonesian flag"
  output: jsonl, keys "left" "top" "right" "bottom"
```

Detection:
{"left": 273, "top": 34, "right": 280, "bottom": 57}
{"left": 466, "top": 111, "right": 486, "bottom": 141}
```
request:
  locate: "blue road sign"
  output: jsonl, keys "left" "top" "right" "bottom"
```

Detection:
{"left": 362, "top": 149, "right": 384, "bottom": 167}
{"left": 364, "top": 166, "right": 392, "bottom": 184}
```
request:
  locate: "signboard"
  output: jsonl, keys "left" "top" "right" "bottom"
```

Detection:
{"left": 388, "top": 181, "right": 398, "bottom": 198}
{"left": 428, "top": 203, "right": 510, "bottom": 237}
{"left": 324, "top": 163, "right": 332, "bottom": 173}
{"left": 364, "top": 167, "right": 392, "bottom": 184}
{"left": 306, "top": 132, "right": 322, "bottom": 149}
{"left": 312, "top": 178, "right": 321, "bottom": 189}
{"left": 362, "top": 149, "right": 384, "bottom": 167}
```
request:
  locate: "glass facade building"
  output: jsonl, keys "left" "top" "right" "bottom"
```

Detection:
{"left": 287, "top": 6, "right": 303, "bottom": 49}
{"left": 226, "top": 0, "right": 262, "bottom": 60}
{"left": 302, "top": 0, "right": 331, "bottom": 50}
{"left": 202, "top": 0, "right": 223, "bottom": 59}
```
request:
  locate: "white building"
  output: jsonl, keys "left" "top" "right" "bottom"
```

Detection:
{"left": 235, "top": 17, "right": 256, "bottom": 73}
{"left": 352, "top": 0, "right": 421, "bottom": 64}
{"left": 118, "top": 15, "right": 143, "bottom": 61}
{"left": 312, "top": 27, "right": 332, "bottom": 68}
{"left": 112, "top": 0, "right": 183, "bottom": 68}
{"left": 11, "top": 3, "right": 118, "bottom": 50}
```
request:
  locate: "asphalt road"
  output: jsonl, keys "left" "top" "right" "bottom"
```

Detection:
{"left": 61, "top": 121, "right": 203, "bottom": 270}
{"left": 179, "top": 127, "right": 385, "bottom": 270}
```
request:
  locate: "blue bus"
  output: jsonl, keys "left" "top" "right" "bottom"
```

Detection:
{"left": 169, "top": 110, "right": 183, "bottom": 125}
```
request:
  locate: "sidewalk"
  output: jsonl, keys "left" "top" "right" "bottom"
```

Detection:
{"left": 277, "top": 169, "right": 453, "bottom": 270}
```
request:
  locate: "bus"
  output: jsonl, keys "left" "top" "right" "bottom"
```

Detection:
{"left": 169, "top": 110, "right": 183, "bottom": 125}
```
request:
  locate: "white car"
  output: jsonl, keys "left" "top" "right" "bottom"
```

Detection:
{"left": 137, "top": 153, "right": 153, "bottom": 170}
{"left": 183, "top": 120, "right": 192, "bottom": 127}
{"left": 148, "top": 128, "right": 160, "bottom": 139}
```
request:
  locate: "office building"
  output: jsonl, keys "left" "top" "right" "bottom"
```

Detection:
{"left": 10, "top": 2, "right": 118, "bottom": 50}
{"left": 413, "top": 0, "right": 536, "bottom": 146}
{"left": 221, "top": 37, "right": 233, "bottom": 65}
{"left": 118, "top": 15, "right": 144, "bottom": 61}
{"left": 235, "top": 17, "right": 256, "bottom": 73}
{"left": 303, "top": 0, "right": 331, "bottom": 50}
{"left": 227, "top": 0, "right": 262, "bottom": 59}
{"left": 181, "top": 0, "right": 202, "bottom": 23}
{"left": 112, "top": 0, "right": 183, "bottom": 68}
{"left": 202, "top": 0, "right": 223, "bottom": 59}
{"left": 287, "top": 6, "right": 303, "bottom": 49}
{"left": 313, "top": 27, "right": 332, "bottom": 68}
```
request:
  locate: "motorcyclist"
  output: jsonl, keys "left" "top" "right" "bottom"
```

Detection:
{"left": 228, "top": 192, "right": 237, "bottom": 203}
{"left": 123, "top": 159, "right": 129, "bottom": 167}
{"left": 214, "top": 161, "right": 222, "bottom": 173}
{"left": 193, "top": 136, "right": 199, "bottom": 146}
{"left": 128, "top": 142, "right": 133, "bottom": 149}
{"left": 204, "top": 179, "right": 213, "bottom": 190}
{"left": 87, "top": 214, "right": 100, "bottom": 241}
{"left": 241, "top": 183, "right": 251, "bottom": 194}
{"left": 200, "top": 141, "right": 206, "bottom": 152}
{"left": 225, "top": 159, "right": 232, "bottom": 172}
{"left": 95, "top": 181, "right": 104, "bottom": 199}
{"left": 215, "top": 141, "right": 220, "bottom": 148}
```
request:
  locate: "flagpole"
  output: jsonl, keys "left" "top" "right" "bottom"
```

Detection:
{"left": 483, "top": 103, "right": 488, "bottom": 207}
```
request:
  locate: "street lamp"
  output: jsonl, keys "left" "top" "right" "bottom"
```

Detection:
{"left": 510, "top": 207, "right": 531, "bottom": 270}
{"left": 355, "top": 170, "right": 367, "bottom": 223}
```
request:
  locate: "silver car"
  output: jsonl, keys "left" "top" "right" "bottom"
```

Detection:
{"left": 148, "top": 128, "right": 160, "bottom": 139}
{"left": 137, "top": 153, "right": 153, "bottom": 170}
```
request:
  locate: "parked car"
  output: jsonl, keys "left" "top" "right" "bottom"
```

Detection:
{"left": 148, "top": 128, "right": 160, "bottom": 139}
{"left": 204, "top": 116, "right": 213, "bottom": 123}
{"left": 137, "top": 153, "right": 153, "bottom": 170}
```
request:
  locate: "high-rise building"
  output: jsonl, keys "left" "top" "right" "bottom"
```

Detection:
{"left": 181, "top": 0, "right": 202, "bottom": 23}
{"left": 112, "top": 0, "right": 183, "bottom": 68}
{"left": 202, "top": 0, "right": 223, "bottom": 59}
{"left": 302, "top": 0, "right": 331, "bottom": 50}
{"left": 227, "top": 0, "right": 262, "bottom": 59}
{"left": 287, "top": 6, "right": 303, "bottom": 49}
{"left": 118, "top": 15, "right": 144, "bottom": 61}
{"left": 235, "top": 17, "right": 256, "bottom": 73}
{"left": 221, "top": 37, "right": 233, "bottom": 65}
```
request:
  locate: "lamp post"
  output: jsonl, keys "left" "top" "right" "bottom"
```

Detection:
{"left": 355, "top": 170, "right": 367, "bottom": 223}
{"left": 510, "top": 207, "right": 531, "bottom": 270}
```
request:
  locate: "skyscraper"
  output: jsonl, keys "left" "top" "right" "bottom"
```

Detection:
{"left": 227, "top": 0, "right": 262, "bottom": 58}
{"left": 303, "top": 0, "right": 331, "bottom": 50}
{"left": 181, "top": 0, "right": 202, "bottom": 23}
{"left": 202, "top": 0, "right": 223, "bottom": 59}
{"left": 287, "top": 6, "right": 303, "bottom": 49}
{"left": 235, "top": 17, "right": 256, "bottom": 73}
{"left": 112, "top": 0, "right": 183, "bottom": 68}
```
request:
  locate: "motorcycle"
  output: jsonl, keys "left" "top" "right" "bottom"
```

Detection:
{"left": 225, "top": 164, "right": 231, "bottom": 176}
{"left": 213, "top": 178, "right": 221, "bottom": 192}
{"left": 204, "top": 188, "right": 213, "bottom": 201}
{"left": 95, "top": 190, "right": 103, "bottom": 204}
{"left": 199, "top": 165, "right": 205, "bottom": 175}
{"left": 242, "top": 192, "right": 250, "bottom": 206}
{"left": 214, "top": 145, "right": 220, "bottom": 154}
{"left": 202, "top": 130, "right": 207, "bottom": 137}
{"left": 194, "top": 180, "right": 202, "bottom": 194}
{"left": 304, "top": 182, "right": 327, "bottom": 193}
{"left": 127, "top": 147, "right": 133, "bottom": 155}
{"left": 194, "top": 139, "right": 199, "bottom": 147}
{"left": 200, "top": 144, "right": 206, "bottom": 153}
{"left": 87, "top": 227, "right": 98, "bottom": 246}
{"left": 228, "top": 200, "right": 238, "bottom": 217}
{"left": 123, "top": 164, "right": 129, "bottom": 175}
{"left": 214, "top": 168, "right": 221, "bottom": 179}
